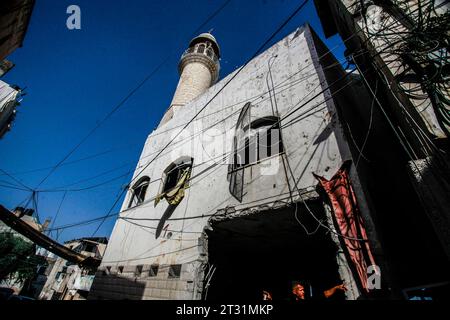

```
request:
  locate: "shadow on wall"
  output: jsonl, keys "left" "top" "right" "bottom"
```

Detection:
{"left": 87, "top": 273, "right": 146, "bottom": 300}
{"left": 155, "top": 204, "right": 178, "bottom": 239}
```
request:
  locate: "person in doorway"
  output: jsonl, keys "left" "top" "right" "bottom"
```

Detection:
{"left": 291, "top": 281, "right": 346, "bottom": 301}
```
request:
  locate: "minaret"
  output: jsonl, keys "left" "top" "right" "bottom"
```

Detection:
{"left": 159, "top": 33, "right": 220, "bottom": 126}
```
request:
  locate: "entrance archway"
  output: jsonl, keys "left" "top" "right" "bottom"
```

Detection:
{"left": 205, "top": 201, "right": 346, "bottom": 301}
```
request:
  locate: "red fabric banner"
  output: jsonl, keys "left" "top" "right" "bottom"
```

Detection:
{"left": 314, "top": 161, "right": 376, "bottom": 293}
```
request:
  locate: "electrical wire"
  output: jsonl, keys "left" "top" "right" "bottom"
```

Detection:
{"left": 42, "top": 48, "right": 391, "bottom": 235}
{"left": 0, "top": 146, "right": 135, "bottom": 177}
{"left": 356, "top": 79, "right": 378, "bottom": 168}
{"left": 30, "top": 0, "right": 233, "bottom": 191}
{"left": 0, "top": 168, "right": 32, "bottom": 191}
{"left": 13, "top": 0, "right": 418, "bottom": 242}
{"left": 49, "top": 191, "right": 67, "bottom": 235}
{"left": 89, "top": 0, "right": 312, "bottom": 237}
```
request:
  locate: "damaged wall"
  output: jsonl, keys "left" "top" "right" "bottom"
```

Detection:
{"left": 89, "top": 25, "right": 377, "bottom": 300}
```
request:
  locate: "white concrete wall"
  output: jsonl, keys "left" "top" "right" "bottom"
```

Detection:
{"left": 93, "top": 26, "right": 359, "bottom": 300}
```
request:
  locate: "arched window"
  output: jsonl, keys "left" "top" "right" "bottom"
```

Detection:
{"left": 233, "top": 114, "right": 283, "bottom": 166}
{"left": 250, "top": 116, "right": 283, "bottom": 161}
{"left": 128, "top": 176, "right": 150, "bottom": 208}
{"left": 228, "top": 103, "right": 284, "bottom": 202}
{"left": 155, "top": 157, "right": 193, "bottom": 207}
{"left": 197, "top": 44, "right": 205, "bottom": 54}
{"left": 162, "top": 157, "right": 193, "bottom": 193}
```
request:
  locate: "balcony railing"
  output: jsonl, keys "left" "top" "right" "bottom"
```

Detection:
{"left": 181, "top": 46, "right": 219, "bottom": 64}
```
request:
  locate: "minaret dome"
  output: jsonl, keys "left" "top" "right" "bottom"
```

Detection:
{"left": 159, "top": 33, "right": 221, "bottom": 126}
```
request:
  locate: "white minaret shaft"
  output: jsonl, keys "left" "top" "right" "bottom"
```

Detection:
{"left": 159, "top": 33, "right": 220, "bottom": 126}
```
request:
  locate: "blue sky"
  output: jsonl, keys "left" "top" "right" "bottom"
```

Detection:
{"left": 0, "top": 0, "right": 345, "bottom": 243}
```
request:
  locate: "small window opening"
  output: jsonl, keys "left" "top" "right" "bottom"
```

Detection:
{"left": 84, "top": 243, "right": 96, "bottom": 253}
{"left": 168, "top": 264, "right": 182, "bottom": 279}
{"left": 149, "top": 265, "right": 159, "bottom": 277}
{"left": 103, "top": 266, "right": 111, "bottom": 276}
{"left": 128, "top": 176, "right": 150, "bottom": 208}
{"left": 135, "top": 265, "right": 143, "bottom": 277}
{"left": 118, "top": 266, "right": 124, "bottom": 274}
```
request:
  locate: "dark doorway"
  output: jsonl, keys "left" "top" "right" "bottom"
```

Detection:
{"left": 205, "top": 201, "right": 346, "bottom": 301}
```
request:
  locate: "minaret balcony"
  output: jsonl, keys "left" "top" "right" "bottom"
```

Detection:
{"left": 178, "top": 46, "right": 220, "bottom": 84}
{"left": 181, "top": 46, "right": 219, "bottom": 65}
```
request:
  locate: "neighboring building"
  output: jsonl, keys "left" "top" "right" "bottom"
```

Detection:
{"left": 0, "top": 207, "right": 47, "bottom": 241}
{"left": 0, "top": 0, "right": 35, "bottom": 61}
{"left": 0, "top": 207, "right": 49, "bottom": 295}
{"left": 89, "top": 26, "right": 396, "bottom": 300}
{"left": 314, "top": 0, "right": 449, "bottom": 139}
{"left": 39, "top": 237, "right": 108, "bottom": 300}
{"left": 0, "top": 80, "right": 23, "bottom": 139}
{"left": 314, "top": 0, "right": 450, "bottom": 299}
{"left": 26, "top": 251, "right": 57, "bottom": 299}
{"left": 0, "top": 0, "right": 34, "bottom": 137}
